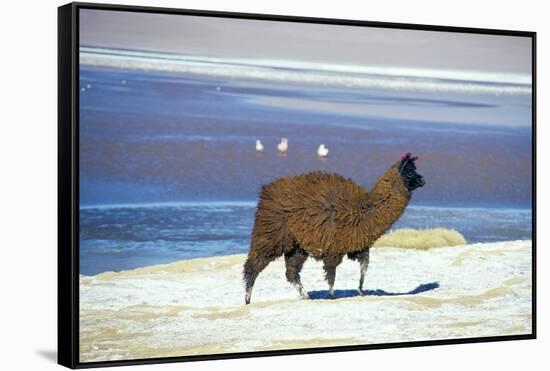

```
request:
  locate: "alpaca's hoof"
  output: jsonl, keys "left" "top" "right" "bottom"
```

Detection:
{"left": 301, "top": 292, "right": 310, "bottom": 300}
{"left": 328, "top": 292, "right": 335, "bottom": 299}
{"left": 358, "top": 288, "right": 365, "bottom": 296}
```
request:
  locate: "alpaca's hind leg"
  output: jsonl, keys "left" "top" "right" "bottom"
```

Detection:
{"left": 284, "top": 247, "right": 309, "bottom": 299}
{"left": 323, "top": 255, "right": 343, "bottom": 299}
{"left": 243, "top": 262, "right": 258, "bottom": 305}
{"left": 357, "top": 248, "right": 371, "bottom": 296}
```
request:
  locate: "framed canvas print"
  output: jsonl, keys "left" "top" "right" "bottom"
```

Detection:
{"left": 58, "top": 2, "right": 536, "bottom": 368}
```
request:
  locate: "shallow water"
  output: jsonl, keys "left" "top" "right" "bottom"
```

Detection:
{"left": 79, "top": 66, "right": 532, "bottom": 207}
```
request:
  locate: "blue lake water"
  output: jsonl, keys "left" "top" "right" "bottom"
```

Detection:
{"left": 78, "top": 61, "right": 533, "bottom": 275}
{"left": 79, "top": 202, "right": 532, "bottom": 275}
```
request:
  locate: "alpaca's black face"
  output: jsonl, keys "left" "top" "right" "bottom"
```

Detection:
{"left": 398, "top": 155, "right": 425, "bottom": 192}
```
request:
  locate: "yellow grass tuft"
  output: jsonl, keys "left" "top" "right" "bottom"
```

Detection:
{"left": 373, "top": 228, "right": 467, "bottom": 250}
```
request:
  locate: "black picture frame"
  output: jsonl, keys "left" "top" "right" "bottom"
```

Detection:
{"left": 58, "top": 2, "right": 537, "bottom": 369}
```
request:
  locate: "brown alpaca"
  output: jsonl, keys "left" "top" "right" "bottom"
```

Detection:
{"left": 243, "top": 153, "right": 425, "bottom": 304}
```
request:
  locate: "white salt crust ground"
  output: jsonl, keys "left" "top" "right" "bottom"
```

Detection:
{"left": 79, "top": 240, "right": 532, "bottom": 362}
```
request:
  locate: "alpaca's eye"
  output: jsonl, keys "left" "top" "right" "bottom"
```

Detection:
{"left": 407, "top": 172, "right": 413, "bottom": 178}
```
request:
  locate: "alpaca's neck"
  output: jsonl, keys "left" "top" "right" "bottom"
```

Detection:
{"left": 360, "top": 165, "right": 411, "bottom": 244}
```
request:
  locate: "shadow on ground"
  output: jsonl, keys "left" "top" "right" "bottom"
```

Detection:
{"left": 308, "top": 282, "right": 440, "bottom": 300}
{"left": 36, "top": 350, "right": 57, "bottom": 363}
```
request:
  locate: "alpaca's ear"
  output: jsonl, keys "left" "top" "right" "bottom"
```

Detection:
{"left": 398, "top": 152, "right": 418, "bottom": 171}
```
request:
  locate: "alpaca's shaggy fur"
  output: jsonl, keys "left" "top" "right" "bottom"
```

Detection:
{"left": 243, "top": 154, "right": 424, "bottom": 304}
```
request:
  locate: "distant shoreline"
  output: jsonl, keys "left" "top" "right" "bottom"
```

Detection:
{"left": 79, "top": 47, "right": 532, "bottom": 96}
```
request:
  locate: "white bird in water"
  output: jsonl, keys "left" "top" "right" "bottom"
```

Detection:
{"left": 317, "top": 144, "right": 329, "bottom": 157}
{"left": 277, "top": 138, "right": 288, "bottom": 153}
{"left": 256, "top": 139, "right": 264, "bottom": 152}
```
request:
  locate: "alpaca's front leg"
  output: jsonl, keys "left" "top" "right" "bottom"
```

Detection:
{"left": 325, "top": 266, "right": 336, "bottom": 298}
{"left": 285, "top": 247, "right": 309, "bottom": 300}
{"left": 357, "top": 248, "right": 370, "bottom": 295}
{"left": 323, "top": 255, "right": 343, "bottom": 299}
